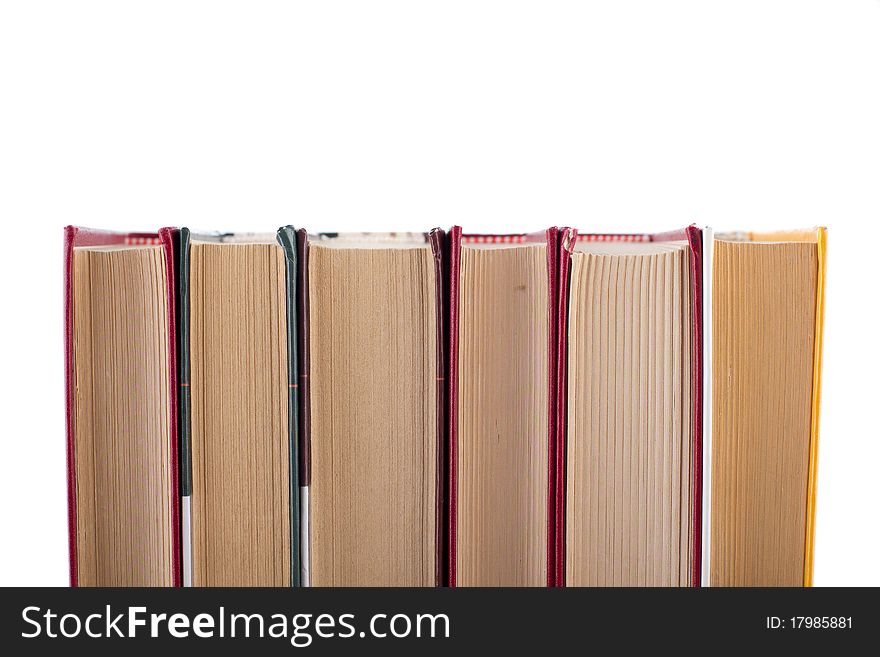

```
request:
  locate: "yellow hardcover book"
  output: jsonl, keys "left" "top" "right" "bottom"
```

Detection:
{"left": 710, "top": 227, "right": 826, "bottom": 586}
{"left": 747, "top": 228, "right": 826, "bottom": 586}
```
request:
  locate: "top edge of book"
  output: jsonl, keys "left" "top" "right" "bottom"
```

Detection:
{"left": 715, "top": 227, "right": 826, "bottom": 244}
{"left": 573, "top": 240, "right": 689, "bottom": 255}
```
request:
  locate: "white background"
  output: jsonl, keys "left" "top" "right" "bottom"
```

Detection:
{"left": 1, "top": 0, "right": 878, "bottom": 586}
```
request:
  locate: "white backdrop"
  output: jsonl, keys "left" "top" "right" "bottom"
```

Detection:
{"left": 1, "top": 0, "right": 878, "bottom": 586}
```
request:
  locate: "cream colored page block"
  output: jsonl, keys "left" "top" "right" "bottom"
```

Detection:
{"left": 711, "top": 240, "right": 816, "bottom": 586}
{"left": 73, "top": 247, "right": 173, "bottom": 586}
{"left": 190, "top": 243, "right": 290, "bottom": 586}
{"left": 566, "top": 243, "right": 694, "bottom": 586}
{"left": 457, "top": 244, "right": 549, "bottom": 587}
{"left": 309, "top": 245, "right": 437, "bottom": 586}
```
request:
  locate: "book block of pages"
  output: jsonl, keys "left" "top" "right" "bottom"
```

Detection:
{"left": 305, "top": 231, "right": 445, "bottom": 586}
{"left": 565, "top": 239, "right": 698, "bottom": 586}
{"left": 187, "top": 237, "right": 292, "bottom": 586}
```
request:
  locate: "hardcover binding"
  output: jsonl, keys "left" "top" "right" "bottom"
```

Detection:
{"left": 277, "top": 227, "right": 303, "bottom": 587}
{"left": 683, "top": 226, "right": 705, "bottom": 587}
{"left": 553, "top": 227, "right": 577, "bottom": 587}
{"left": 805, "top": 228, "right": 827, "bottom": 588}
{"left": 175, "top": 228, "right": 193, "bottom": 586}
{"left": 295, "top": 228, "right": 311, "bottom": 587}
{"left": 447, "top": 227, "right": 462, "bottom": 587}
{"left": 544, "top": 228, "right": 560, "bottom": 587}
{"left": 64, "top": 226, "right": 182, "bottom": 587}
{"left": 428, "top": 229, "right": 450, "bottom": 588}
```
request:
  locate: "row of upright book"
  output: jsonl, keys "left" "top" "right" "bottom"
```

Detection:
{"left": 64, "top": 224, "right": 826, "bottom": 587}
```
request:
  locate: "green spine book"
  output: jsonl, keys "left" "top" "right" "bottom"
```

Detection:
{"left": 277, "top": 226, "right": 302, "bottom": 587}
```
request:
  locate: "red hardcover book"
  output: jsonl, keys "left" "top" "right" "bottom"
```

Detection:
{"left": 64, "top": 226, "right": 180, "bottom": 587}
{"left": 556, "top": 226, "right": 703, "bottom": 587}
{"left": 448, "top": 227, "right": 560, "bottom": 586}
